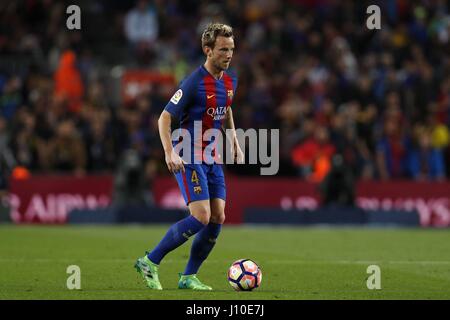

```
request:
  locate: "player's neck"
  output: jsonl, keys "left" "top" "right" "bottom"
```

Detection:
{"left": 203, "top": 62, "right": 223, "bottom": 80}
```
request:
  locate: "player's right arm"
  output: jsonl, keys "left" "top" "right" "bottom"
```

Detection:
{"left": 158, "top": 110, "right": 185, "bottom": 174}
{"left": 159, "top": 76, "right": 196, "bottom": 174}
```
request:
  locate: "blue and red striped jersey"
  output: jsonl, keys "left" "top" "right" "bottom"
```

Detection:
{"left": 165, "top": 65, "right": 238, "bottom": 162}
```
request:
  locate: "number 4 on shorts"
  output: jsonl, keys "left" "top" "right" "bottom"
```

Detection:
{"left": 191, "top": 170, "right": 199, "bottom": 184}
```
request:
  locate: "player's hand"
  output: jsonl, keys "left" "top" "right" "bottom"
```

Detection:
{"left": 233, "top": 144, "right": 245, "bottom": 164}
{"left": 165, "top": 150, "right": 186, "bottom": 174}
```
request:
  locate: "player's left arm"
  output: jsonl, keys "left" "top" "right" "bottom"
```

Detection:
{"left": 224, "top": 107, "right": 244, "bottom": 164}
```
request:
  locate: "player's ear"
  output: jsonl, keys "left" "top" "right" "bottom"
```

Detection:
{"left": 203, "top": 46, "right": 212, "bottom": 57}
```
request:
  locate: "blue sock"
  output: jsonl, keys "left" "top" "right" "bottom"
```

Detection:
{"left": 147, "top": 215, "right": 205, "bottom": 265}
{"left": 183, "top": 222, "right": 222, "bottom": 275}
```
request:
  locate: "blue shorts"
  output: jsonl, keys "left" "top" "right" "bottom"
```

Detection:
{"left": 174, "top": 163, "right": 226, "bottom": 205}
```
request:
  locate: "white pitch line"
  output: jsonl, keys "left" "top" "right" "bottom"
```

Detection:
{"left": 1, "top": 258, "right": 450, "bottom": 265}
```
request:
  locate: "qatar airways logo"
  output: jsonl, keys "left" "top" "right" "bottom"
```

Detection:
{"left": 207, "top": 106, "right": 228, "bottom": 120}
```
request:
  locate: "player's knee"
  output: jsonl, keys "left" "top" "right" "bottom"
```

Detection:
{"left": 197, "top": 215, "right": 210, "bottom": 225}
{"left": 192, "top": 209, "right": 210, "bottom": 225}
{"left": 211, "top": 213, "right": 225, "bottom": 224}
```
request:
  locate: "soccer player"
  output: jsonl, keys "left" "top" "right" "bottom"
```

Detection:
{"left": 135, "top": 23, "right": 243, "bottom": 290}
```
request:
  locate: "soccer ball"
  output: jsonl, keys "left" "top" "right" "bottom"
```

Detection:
{"left": 227, "top": 259, "right": 262, "bottom": 291}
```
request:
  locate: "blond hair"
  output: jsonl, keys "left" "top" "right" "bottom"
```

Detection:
{"left": 201, "top": 23, "right": 234, "bottom": 49}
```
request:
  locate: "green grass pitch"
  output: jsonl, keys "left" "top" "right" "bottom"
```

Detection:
{"left": 1, "top": 225, "right": 450, "bottom": 299}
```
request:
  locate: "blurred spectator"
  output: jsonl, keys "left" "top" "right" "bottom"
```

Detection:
{"left": 320, "top": 154, "right": 355, "bottom": 206}
{"left": 53, "top": 50, "right": 84, "bottom": 113}
{"left": 291, "top": 125, "right": 335, "bottom": 182}
{"left": 85, "top": 117, "right": 116, "bottom": 172}
{"left": 43, "top": 119, "right": 87, "bottom": 176}
{"left": 113, "top": 149, "right": 154, "bottom": 206}
{"left": 0, "top": 116, "right": 16, "bottom": 192}
{"left": 407, "top": 126, "right": 446, "bottom": 181}
{"left": 376, "top": 118, "right": 408, "bottom": 180}
{"left": 332, "top": 116, "right": 375, "bottom": 180}
{"left": 124, "top": 0, "right": 159, "bottom": 65}
{"left": 10, "top": 108, "right": 40, "bottom": 170}
{"left": 0, "top": 76, "right": 22, "bottom": 120}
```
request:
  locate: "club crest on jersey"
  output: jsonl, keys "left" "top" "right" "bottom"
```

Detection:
{"left": 170, "top": 89, "right": 183, "bottom": 104}
{"left": 207, "top": 106, "right": 228, "bottom": 120}
{"left": 193, "top": 186, "right": 202, "bottom": 194}
{"left": 227, "top": 90, "right": 234, "bottom": 98}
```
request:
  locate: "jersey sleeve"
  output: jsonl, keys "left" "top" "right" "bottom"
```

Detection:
{"left": 164, "top": 77, "right": 197, "bottom": 120}
{"left": 231, "top": 71, "right": 238, "bottom": 108}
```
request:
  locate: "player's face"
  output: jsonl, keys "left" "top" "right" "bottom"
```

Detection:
{"left": 210, "top": 36, "right": 234, "bottom": 71}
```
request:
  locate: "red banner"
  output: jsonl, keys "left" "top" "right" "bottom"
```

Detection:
{"left": 6, "top": 175, "right": 450, "bottom": 227}
{"left": 8, "top": 175, "right": 113, "bottom": 223}
{"left": 154, "top": 175, "right": 450, "bottom": 227}
{"left": 121, "top": 70, "right": 175, "bottom": 104}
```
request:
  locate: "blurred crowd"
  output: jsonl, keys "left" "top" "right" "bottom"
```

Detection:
{"left": 0, "top": 0, "right": 449, "bottom": 190}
